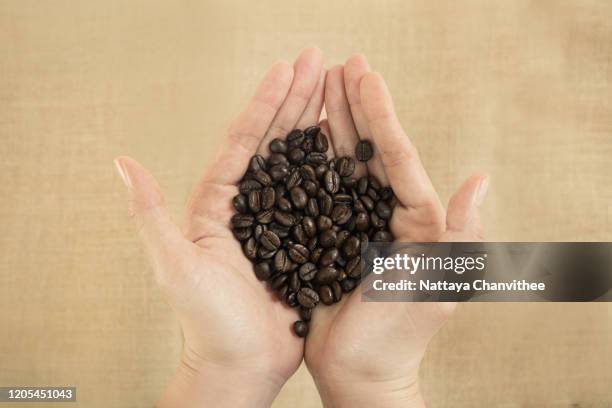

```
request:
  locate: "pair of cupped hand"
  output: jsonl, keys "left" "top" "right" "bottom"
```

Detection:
{"left": 114, "top": 48, "right": 489, "bottom": 407}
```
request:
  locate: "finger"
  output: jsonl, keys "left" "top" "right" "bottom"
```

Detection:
{"left": 360, "top": 72, "right": 439, "bottom": 209}
{"left": 324, "top": 65, "right": 367, "bottom": 176}
{"left": 344, "top": 54, "right": 387, "bottom": 183}
{"left": 296, "top": 68, "right": 326, "bottom": 129}
{"left": 114, "top": 157, "right": 197, "bottom": 283}
{"left": 258, "top": 47, "right": 324, "bottom": 153}
{"left": 203, "top": 61, "right": 294, "bottom": 185}
{"left": 445, "top": 173, "right": 489, "bottom": 240}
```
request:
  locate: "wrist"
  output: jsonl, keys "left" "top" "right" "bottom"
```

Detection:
{"left": 157, "top": 348, "right": 286, "bottom": 408}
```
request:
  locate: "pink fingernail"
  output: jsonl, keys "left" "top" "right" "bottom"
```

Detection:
{"left": 114, "top": 159, "right": 132, "bottom": 188}
{"left": 473, "top": 176, "right": 490, "bottom": 207}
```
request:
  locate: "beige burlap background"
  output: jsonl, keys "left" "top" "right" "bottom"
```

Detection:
{"left": 1, "top": 1, "right": 611, "bottom": 407}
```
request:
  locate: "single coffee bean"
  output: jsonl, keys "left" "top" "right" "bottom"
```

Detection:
{"left": 287, "top": 129, "right": 305, "bottom": 146}
{"left": 239, "top": 179, "right": 262, "bottom": 195}
{"left": 274, "top": 249, "right": 291, "bottom": 273}
{"left": 277, "top": 284, "right": 289, "bottom": 300}
{"left": 268, "top": 153, "right": 289, "bottom": 166}
{"left": 231, "top": 213, "right": 254, "bottom": 228}
{"left": 355, "top": 212, "right": 369, "bottom": 231}
{"left": 269, "top": 164, "right": 289, "bottom": 181}
{"left": 271, "top": 273, "right": 288, "bottom": 290}
{"left": 334, "top": 193, "right": 353, "bottom": 205}
{"left": 319, "top": 247, "right": 339, "bottom": 266}
{"left": 304, "top": 125, "right": 320, "bottom": 137}
{"left": 293, "top": 320, "right": 309, "bottom": 337}
{"left": 248, "top": 190, "right": 261, "bottom": 213}
{"left": 306, "top": 152, "right": 327, "bottom": 165}
{"left": 336, "top": 269, "right": 347, "bottom": 281}
{"left": 249, "top": 155, "right": 267, "bottom": 172}
{"left": 336, "top": 157, "right": 355, "bottom": 177}
{"left": 342, "top": 177, "right": 357, "bottom": 188}
{"left": 302, "top": 136, "right": 314, "bottom": 153}
{"left": 346, "top": 256, "right": 361, "bottom": 278}
{"left": 292, "top": 224, "right": 307, "bottom": 245}
{"left": 254, "top": 262, "right": 272, "bottom": 281}
{"left": 290, "top": 187, "right": 308, "bottom": 209}
{"left": 375, "top": 201, "right": 392, "bottom": 219}
{"left": 367, "top": 187, "right": 380, "bottom": 201}
{"left": 252, "top": 170, "right": 271, "bottom": 187}
{"left": 316, "top": 266, "right": 339, "bottom": 284}
{"left": 288, "top": 148, "right": 305, "bottom": 164}
{"left": 306, "top": 198, "right": 319, "bottom": 217}
{"left": 335, "top": 230, "right": 350, "bottom": 248}
{"left": 331, "top": 205, "right": 352, "bottom": 225}
{"left": 372, "top": 230, "right": 393, "bottom": 242}
{"left": 319, "top": 230, "right": 337, "bottom": 248}
{"left": 277, "top": 196, "right": 292, "bottom": 212}
{"left": 379, "top": 187, "right": 394, "bottom": 201}
{"left": 369, "top": 176, "right": 382, "bottom": 191}
{"left": 269, "top": 222, "right": 290, "bottom": 238}
{"left": 302, "top": 180, "right": 319, "bottom": 197}
{"left": 256, "top": 209, "right": 275, "bottom": 224}
{"left": 261, "top": 187, "right": 275, "bottom": 210}
{"left": 307, "top": 236, "right": 318, "bottom": 251}
{"left": 299, "top": 307, "right": 312, "bottom": 321}
{"left": 310, "top": 247, "right": 323, "bottom": 263}
{"left": 302, "top": 216, "right": 317, "bottom": 238}
{"left": 300, "top": 164, "right": 317, "bottom": 181}
{"left": 319, "top": 192, "right": 333, "bottom": 216}
{"left": 331, "top": 281, "right": 343, "bottom": 301}
{"left": 340, "top": 278, "right": 357, "bottom": 292}
{"left": 274, "top": 211, "right": 296, "bottom": 227}
{"left": 288, "top": 244, "right": 310, "bottom": 264}
{"left": 342, "top": 235, "right": 361, "bottom": 259}
{"left": 357, "top": 176, "right": 369, "bottom": 195}
{"left": 232, "top": 194, "right": 248, "bottom": 213}
{"left": 233, "top": 227, "right": 252, "bottom": 241}
{"left": 243, "top": 237, "right": 257, "bottom": 259}
{"left": 313, "top": 132, "right": 329, "bottom": 152}
{"left": 360, "top": 195, "right": 375, "bottom": 211}
{"left": 324, "top": 170, "right": 341, "bottom": 194}
{"left": 299, "top": 262, "right": 318, "bottom": 281}
{"left": 254, "top": 224, "right": 265, "bottom": 240}
{"left": 297, "top": 288, "right": 319, "bottom": 308}
{"left": 370, "top": 211, "right": 386, "bottom": 229}
{"left": 286, "top": 169, "right": 302, "bottom": 189}
{"left": 275, "top": 184, "right": 287, "bottom": 197}
{"left": 258, "top": 245, "right": 276, "bottom": 259}
{"left": 260, "top": 230, "right": 281, "bottom": 250}
{"left": 315, "top": 164, "right": 328, "bottom": 178}
{"left": 355, "top": 140, "right": 374, "bottom": 161}
{"left": 316, "top": 215, "right": 333, "bottom": 232}
{"left": 319, "top": 285, "right": 334, "bottom": 305}
{"left": 286, "top": 292, "right": 298, "bottom": 307}
{"left": 269, "top": 138, "right": 288, "bottom": 154}
{"left": 289, "top": 270, "right": 301, "bottom": 292}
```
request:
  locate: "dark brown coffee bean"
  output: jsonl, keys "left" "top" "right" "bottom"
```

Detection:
{"left": 232, "top": 194, "right": 248, "bottom": 213}
{"left": 286, "top": 169, "right": 302, "bottom": 189}
{"left": 336, "top": 270, "right": 347, "bottom": 281}
{"left": 341, "top": 177, "right": 357, "bottom": 189}
{"left": 319, "top": 230, "right": 337, "bottom": 248}
{"left": 346, "top": 256, "right": 361, "bottom": 278}
{"left": 269, "top": 222, "right": 290, "bottom": 238}
{"left": 302, "top": 136, "right": 314, "bottom": 153}
{"left": 231, "top": 213, "right": 254, "bottom": 228}
{"left": 248, "top": 190, "right": 261, "bottom": 213}
{"left": 306, "top": 198, "right": 319, "bottom": 217}
{"left": 310, "top": 247, "right": 323, "bottom": 263}
{"left": 274, "top": 211, "right": 296, "bottom": 227}
{"left": 307, "top": 236, "right": 318, "bottom": 251}
{"left": 372, "top": 230, "right": 393, "bottom": 242}
{"left": 239, "top": 179, "right": 262, "bottom": 194}
{"left": 254, "top": 262, "right": 272, "bottom": 280}
{"left": 336, "top": 256, "right": 347, "bottom": 267}
{"left": 375, "top": 201, "right": 392, "bottom": 219}
{"left": 288, "top": 244, "right": 310, "bottom": 264}
{"left": 319, "top": 247, "right": 339, "bottom": 266}
{"left": 299, "top": 307, "right": 312, "bottom": 321}
{"left": 258, "top": 245, "right": 277, "bottom": 259}
{"left": 315, "top": 164, "right": 328, "bottom": 178}
{"left": 369, "top": 176, "right": 382, "bottom": 191}
{"left": 269, "top": 138, "right": 288, "bottom": 154}
{"left": 249, "top": 155, "right": 266, "bottom": 172}
{"left": 302, "top": 216, "right": 317, "bottom": 238}
{"left": 268, "top": 153, "right": 289, "bottom": 166}
{"left": 254, "top": 224, "right": 265, "bottom": 240}
{"left": 334, "top": 193, "right": 353, "bottom": 205}
{"left": 277, "top": 197, "right": 292, "bottom": 212}
{"left": 260, "top": 230, "right": 281, "bottom": 250}
{"left": 306, "top": 152, "right": 328, "bottom": 165}
{"left": 293, "top": 320, "right": 309, "bottom": 337}
{"left": 290, "top": 187, "right": 308, "bottom": 209}
{"left": 275, "top": 184, "right": 287, "bottom": 197}
{"left": 342, "top": 235, "right": 361, "bottom": 259}
{"left": 274, "top": 249, "right": 291, "bottom": 273}
{"left": 289, "top": 270, "right": 301, "bottom": 292}
{"left": 360, "top": 195, "right": 374, "bottom": 211}
{"left": 299, "top": 262, "right": 318, "bottom": 281}
{"left": 277, "top": 284, "right": 289, "bottom": 300}
{"left": 287, "top": 292, "right": 298, "bottom": 307}
{"left": 253, "top": 170, "right": 272, "bottom": 186}
{"left": 269, "top": 164, "right": 289, "bottom": 181}
{"left": 319, "top": 192, "right": 333, "bottom": 216}
{"left": 319, "top": 285, "right": 334, "bottom": 305}
{"left": 261, "top": 187, "right": 275, "bottom": 210}
{"left": 297, "top": 288, "right": 319, "bottom": 308}
{"left": 331, "top": 205, "right": 352, "bottom": 225}
{"left": 331, "top": 281, "right": 343, "bottom": 301}
{"left": 300, "top": 164, "right": 317, "bottom": 181}
{"left": 335, "top": 230, "right": 350, "bottom": 248}
{"left": 370, "top": 211, "right": 386, "bottom": 229}
{"left": 271, "top": 273, "right": 288, "bottom": 290}
{"left": 292, "top": 224, "right": 307, "bottom": 245}
{"left": 313, "top": 132, "right": 329, "bottom": 152}
{"left": 324, "top": 170, "right": 341, "bottom": 194}
{"left": 336, "top": 157, "right": 355, "bottom": 177}
{"left": 379, "top": 187, "right": 394, "bottom": 201}
{"left": 287, "top": 129, "right": 305, "bottom": 146}
{"left": 243, "top": 237, "right": 257, "bottom": 259}
{"left": 233, "top": 227, "right": 252, "bottom": 241}
{"left": 316, "top": 215, "right": 333, "bottom": 231}
{"left": 256, "top": 209, "right": 275, "bottom": 224}
{"left": 340, "top": 278, "right": 357, "bottom": 292}
{"left": 316, "top": 266, "right": 339, "bottom": 284}
{"left": 288, "top": 148, "right": 305, "bottom": 164}
{"left": 357, "top": 176, "right": 369, "bottom": 195}
{"left": 355, "top": 212, "right": 369, "bottom": 231}
{"left": 304, "top": 125, "right": 320, "bottom": 137}
{"left": 367, "top": 188, "right": 380, "bottom": 201}
{"left": 355, "top": 140, "right": 374, "bottom": 161}
{"left": 302, "top": 180, "right": 319, "bottom": 197}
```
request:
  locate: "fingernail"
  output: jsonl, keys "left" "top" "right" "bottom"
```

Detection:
{"left": 114, "top": 159, "right": 132, "bottom": 189}
{"left": 473, "top": 176, "right": 490, "bottom": 207}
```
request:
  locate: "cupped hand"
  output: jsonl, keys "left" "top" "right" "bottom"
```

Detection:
{"left": 115, "top": 48, "right": 326, "bottom": 408}
{"left": 304, "top": 55, "right": 489, "bottom": 407}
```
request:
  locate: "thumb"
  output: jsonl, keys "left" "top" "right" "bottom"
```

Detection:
{"left": 444, "top": 173, "right": 490, "bottom": 241}
{"left": 114, "top": 156, "right": 192, "bottom": 282}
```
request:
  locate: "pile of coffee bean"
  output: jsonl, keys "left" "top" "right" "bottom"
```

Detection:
{"left": 230, "top": 126, "right": 396, "bottom": 337}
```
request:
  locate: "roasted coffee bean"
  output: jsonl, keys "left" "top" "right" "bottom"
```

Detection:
{"left": 268, "top": 153, "right": 289, "bottom": 167}
{"left": 261, "top": 187, "right": 275, "bottom": 210}
{"left": 269, "top": 138, "right": 288, "bottom": 154}
{"left": 253, "top": 170, "right": 272, "bottom": 186}
{"left": 299, "top": 262, "right": 318, "bottom": 281}
{"left": 316, "top": 215, "right": 333, "bottom": 231}
{"left": 243, "top": 237, "right": 257, "bottom": 259}
{"left": 314, "top": 132, "right": 329, "bottom": 152}
{"left": 258, "top": 246, "right": 276, "bottom": 259}
{"left": 293, "top": 320, "right": 309, "bottom": 337}
{"left": 286, "top": 169, "right": 302, "bottom": 189}
{"left": 290, "top": 187, "right": 308, "bottom": 209}
{"left": 277, "top": 285, "right": 289, "bottom": 300}
{"left": 248, "top": 190, "right": 261, "bottom": 213}
{"left": 360, "top": 195, "right": 375, "bottom": 211}
{"left": 275, "top": 184, "right": 287, "bottom": 197}
{"left": 335, "top": 230, "right": 350, "bottom": 248}
{"left": 367, "top": 188, "right": 380, "bottom": 201}
{"left": 340, "top": 278, "right": 357, "bottom": 292}
{"left": 232, "top": 194, "right": 249, "bottom": 213}
{"left": 249, "top": 155, "right": 266, "bottom": 172}
{"left": 274, "top": 211, "right": 296, "bottom": 227}
{"left": 288, "top": 148, "right": 305, "bottom": 164}
{"left": 287, "top": 129, "right": 305, "bottom": 146}
{"left": 372, "top": 230, "right": 393, "bottom": 242}
{"left": 233, "top": 227, "right": 252, "bottom": 241}
{"left": 302, "top": 180, "right": 319, "bottom": 197}
{"left": 287, "top": 292, "right": 298, "bottom": 307}
{"left": 315, "top": 164, "right": 328, "bottom": 178}
{"left": 260, "top": 230, "right": 281, "bottom": 250}
{"left": 334, "top": 193, "right": 353, "bottom": 205}
{"left": 288, "top": 244, "right": 310, "bottom": 264}
{"left": 269, "top": 223, "right": 289, "bottom": 239}
{"left": 324, "top": 170, "right": 341, "bottom": 194}
{"left": 304, "top": 125, "right": 320, "bottom": 137}
{"left": 239, "top": 179, "right": 262, "bottom": 194}
{"left": 336, "top": 269, "right": 347, "bottom": 282}
{"left": 254, "top": 262, "right": 272, "bottom": 281}
{"left": 274, "top": 249, "right": 291, "bottom": 273}
{"left": 379, "top": 187, "right": 394, "bottom": 201}
{"left": 370, "top": 211, "right": 386, "bottom": 229}
{"left": 336, "top": 256, "right": 347, "bottom": 268}
{"left": 269, "top": 164, "right": 289, "bottom": 181}
{"left": 316, "top": 266, "right": 339, "bottom": 284}
{"left": 306, "top": 152, "right": 328, "bottom": 165}
{"left": 272, "top": 273, "right": 288, "bottom": 290}
{"left": 375, "top": 201, "right": 392, "bottom": 219}
{"left": 277, "top": 196, "right": 292, "bottom": 212}
{"left": 254, "top": 224, "right": 265, "bottom": 240}
{"left": 297, "top": 288, "right": 319, "bottom": 308}
{"left": 331, "top": 205, "right": 352, "bottom": 224}
{"left": 307, "top": 236, "right": 318, "bottom": 251}
{"left": 310, "top": 247, "right": 323, "bottom": 264}
{"left": 336, "top": 157, "right": 355, "bottom": 177}
{"left": 319, "top": 230, "right": 337, "bottom": 248}
{"left": 289, "top": 271, "right": 301, "bottom": 292}
{"left": 355, "top": 140, "right": 374, "bottom": 161}
{"left": 342, "top": 235, "right": 361, "bottom": 259}
{"left": 319, "top": 192, "right": 333, "bottom": 216}
{"left": 231, "top": 213, "right": 254, "bottom": 228}
{"left": 302, "top": 136, "right": 314, "bottom": 153}
{"left": 331, "top": 281, "right": 343, "bottom": 301}
{"left": 299, "top": 307, "right": 312, "bottom": 321}
{"left": 369, "top": 176, "right": 382, "bottom": 191}
{"left": 319, "top": 285, "right": 334, "bottom": 305}
{"left": 306, "top": 198, "right": 319, "bottom": 217}
{"left": 319, "top": 247, "right": 339, "bottom": 266}
{"left": 346, "top": 256, "right": 361, "bottom": 278}
{"left": 256, "top": 209, "right": 275, "bottom": 224}
{"left": 302, "top": 216, "right": 316, "bottom": 238}
{"left": 292, "top": 224, "right": 307, "bottom": 245}
{"left": 355, "top": 212, "right": 370, "bottom": 231}
{"left": 300, "top": 164, "right": 317, "bottom": 181}
{"left": 357, "top": 176, "right": 369, "bottom": 195}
